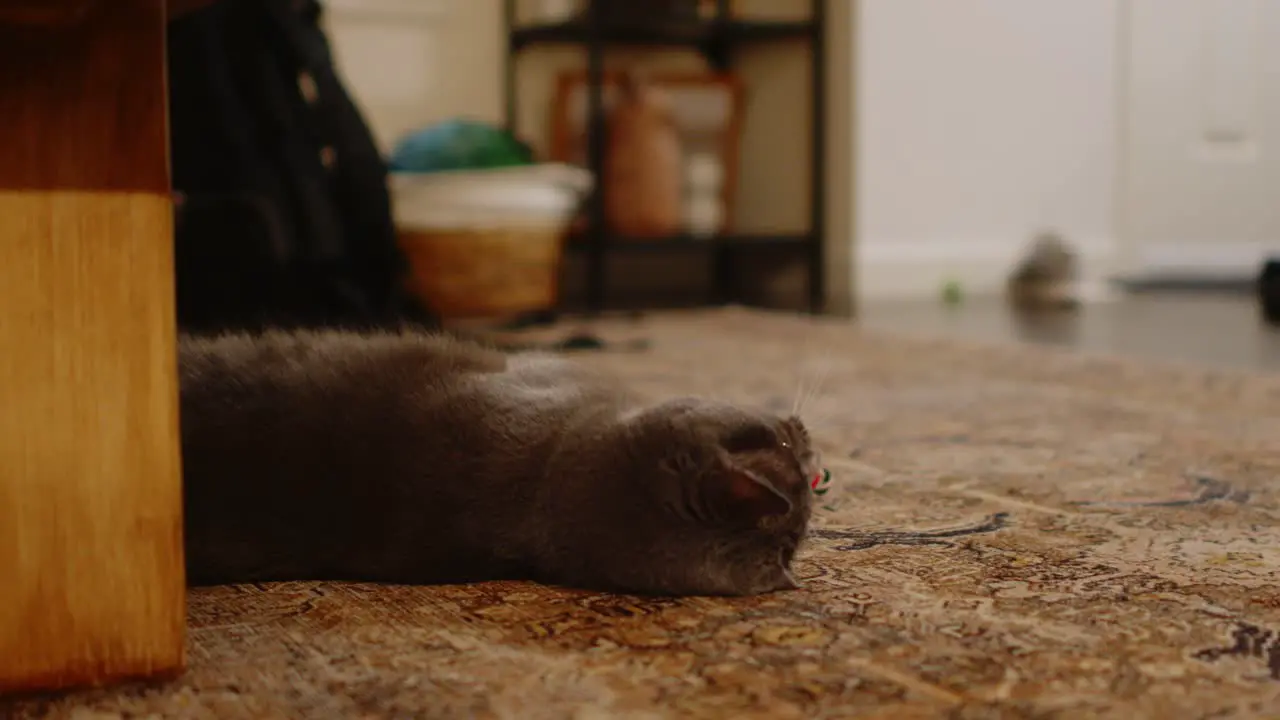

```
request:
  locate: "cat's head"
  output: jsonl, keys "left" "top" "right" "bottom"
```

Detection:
{"left": 621, "top": 397, "right": 819, "bottom": 596}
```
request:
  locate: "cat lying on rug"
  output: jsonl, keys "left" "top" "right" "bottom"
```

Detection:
{"left": 179, "top": 330, "right": 817, "bottom": 596}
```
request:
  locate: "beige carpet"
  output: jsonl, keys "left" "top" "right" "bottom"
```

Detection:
{"left": 6, "top": 308, "right": 1280, "bottom": 718}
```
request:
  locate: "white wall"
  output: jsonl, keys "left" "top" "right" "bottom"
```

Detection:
{"left": 855, "top": 0, "right": 1119, "bottom": 301}
{"left": 322, "top": 0, "right": 504, "bottom": 154}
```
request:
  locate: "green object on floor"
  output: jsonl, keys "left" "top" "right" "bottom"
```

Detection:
{"left": 941, "top": 279, "right": 964, "bottom": 306}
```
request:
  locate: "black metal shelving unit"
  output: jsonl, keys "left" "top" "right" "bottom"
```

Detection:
{"left": 502, "top": 0, "right": 826, "bottom": 314}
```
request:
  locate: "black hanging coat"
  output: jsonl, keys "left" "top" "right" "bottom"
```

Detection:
{"left": 167, "top": 0, "right": 435, "bottom": 333}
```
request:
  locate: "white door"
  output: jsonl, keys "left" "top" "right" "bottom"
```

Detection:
{"left": 1120, "top": 0, "right": 1280, "bottom": 280}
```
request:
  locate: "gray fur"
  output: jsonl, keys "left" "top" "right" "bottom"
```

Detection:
{"left": 179, "top": 329, "right": 815, "bottom": 596}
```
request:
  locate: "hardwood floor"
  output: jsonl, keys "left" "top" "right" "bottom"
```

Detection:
{"left": 858, "top": 292, "right": 1280, "bottom": 373}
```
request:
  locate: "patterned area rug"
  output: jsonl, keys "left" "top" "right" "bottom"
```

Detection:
{"left": 7, "top": 308, "right": 1280, "bottom": 718}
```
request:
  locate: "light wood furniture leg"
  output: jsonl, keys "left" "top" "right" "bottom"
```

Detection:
{"left": 0, "top": 0, "right": 186, "bottom": 693}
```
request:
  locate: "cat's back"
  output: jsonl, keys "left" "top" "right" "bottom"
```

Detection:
{"left": 177, "top": 328, "right": 511, "bottom": 479}
{"left": 179, "top": 327, "right": 506, "bottom": 395}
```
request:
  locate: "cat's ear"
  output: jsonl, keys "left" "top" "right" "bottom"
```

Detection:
{"left": 707, "top": 456, "right": 792, "bottom": 525}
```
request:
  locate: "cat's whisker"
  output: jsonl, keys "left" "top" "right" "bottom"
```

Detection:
{"left": 789, "top": 375, "right": 806, "bottom": 415}
{"left": 792, "top": 350, "right": 849, "bottom": 437}
{"left": 803, "top": 420, "right": 858, "bottom": 445}
{"left": 791, "top": 345, "right": 823, "bottom": 416}
{"left": 791, "top": 366, "right": 811, "bottom": 416}
{"left": 796, "top": 356, "right": 832, "bottom": 417}
{"left": 795, "top": 406, "right": 847, "bottom": 436}
{"left": 790, "top": 337, "right": 823, "bottom": 415}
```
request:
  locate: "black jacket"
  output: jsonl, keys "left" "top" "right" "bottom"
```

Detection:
{"left": 168, "top": 0, "right": 434, "bottom": 332}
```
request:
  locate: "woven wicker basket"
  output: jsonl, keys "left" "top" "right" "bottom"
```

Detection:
{"left": 398, "top": 224, "right": 566, "bottom": 320}
{"left": 390, "top": 164, "right": 589, "bottom": 320}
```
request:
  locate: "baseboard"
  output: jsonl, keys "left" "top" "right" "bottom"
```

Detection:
{"left": 856, "top": 237, "right": 1118, "bottom": 303}
{"left": 1118, "top": 242, "right": 1276, "bottom": 284}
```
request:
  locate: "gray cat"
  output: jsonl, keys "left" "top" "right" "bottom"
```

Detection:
{"left": 179, "top": 329, "right": 817, "bottom": 596}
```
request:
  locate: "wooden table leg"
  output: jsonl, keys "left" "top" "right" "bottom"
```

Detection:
{"left": 0, "top": 0, "right": 186, "bottom": 693}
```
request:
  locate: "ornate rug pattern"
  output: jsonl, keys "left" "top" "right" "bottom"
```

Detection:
{"left": 7, "top": 308, "right": 1280, "bottom": 718}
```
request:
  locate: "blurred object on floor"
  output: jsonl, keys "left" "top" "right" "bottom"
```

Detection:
{"left": 388, "top": 119, "right": 534, "bottom": 174}
{"left": 482, "top": 329, "right": 651, "bottom": 354}
{"left": 862, "top": 292, "right": 1280, "bottom": 373}
{"left": 604, "top": 71, "right": 684, "bottom": 238}
{"left": 446, "top": 308, "right": 653, "bottom": 354}
{"left": 1005, "top": 230, "right": 1081, "bottom": 314}
{"left": 1258, "top": 257, "right": 1280, "bottom": 326}
{"left": 391, "top": 164, "right": 591, "bottom": 320}
{"left": 940, "top": 278, "right": 964, "bottom": 307}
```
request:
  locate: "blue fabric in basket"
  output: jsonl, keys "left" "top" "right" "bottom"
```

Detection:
{"left": 389, "top": 120, "right": 535, "bottom": 174}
